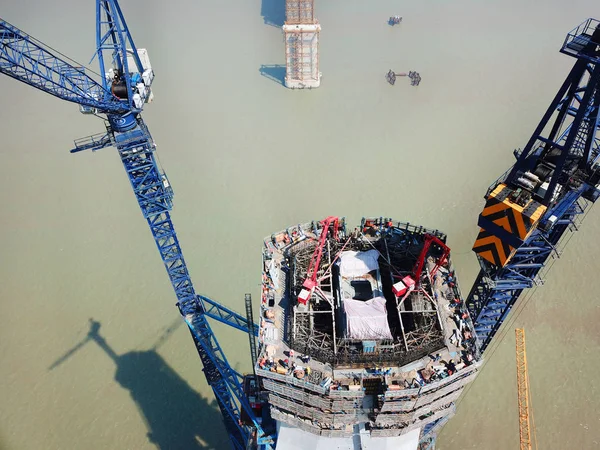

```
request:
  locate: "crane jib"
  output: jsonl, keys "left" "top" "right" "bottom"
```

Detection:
{"left": 0, "top": 19, "right": 127, "bottom": 115}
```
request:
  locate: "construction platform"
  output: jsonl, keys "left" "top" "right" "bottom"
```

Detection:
{"left": 255, "top": 218, "right": 481, "bottom": 449}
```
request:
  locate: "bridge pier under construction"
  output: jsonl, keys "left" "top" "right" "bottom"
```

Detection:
{"left": 283, "top": 0, "right": 321, "bottom": 89}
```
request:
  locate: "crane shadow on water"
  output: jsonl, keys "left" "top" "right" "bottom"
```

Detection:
{"left": 261, "top": 0, "right": 285, "bottom": 27}
{"left": 49, "top": 319, "right": 228, "bottom": 450}
{"left": 259, "top": 64, "right": 286, "bottom": 86}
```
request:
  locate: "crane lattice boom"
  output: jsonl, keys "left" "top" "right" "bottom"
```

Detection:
{"left": 466, "top": 19, "right": 600, "bottom": 355}
{"left": 0, "top": 2, "right": 275, "bottom": 449}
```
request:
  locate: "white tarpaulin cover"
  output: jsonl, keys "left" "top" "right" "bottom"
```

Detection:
{"left": 339, "top": 249, "right": 380, "bottom": 277}
{"left": 268, "top": 259, "right": 280, "bottom": 290}
{"left": 343, "top": 296, "right": 393, "bottom": 339}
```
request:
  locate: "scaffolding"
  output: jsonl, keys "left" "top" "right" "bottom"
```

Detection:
{"left": 261, "top": 360, "right": 475, "bottom": 439}
{"left": 397, "top": 291, "right": 443, "bottom": 351}
{"left": 283, "top": 0, "right": 321, "bottom": 88}
{"left": 258, "top": 218, "right": 482, "bottom": 443}
{"left": 245, "top": 293, "right": 258, "bottom": 372}
{"left": 369, "top": 405, "right": 456, "bottom": 438}
{"left": 285, "top": 0, "right": 315, "bottom": 24}
{"left": 283, "top": 26, "right": 321, "bottom": 89}
{"left": 284, "top": 221, "right": 466, "bottom": 367}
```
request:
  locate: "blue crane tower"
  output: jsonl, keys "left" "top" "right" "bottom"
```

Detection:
{"left": 467, "top": 18, "right": 600, "bottom": 354}
{"left": 0, "top": 2, "right": 274, "bottom": 449}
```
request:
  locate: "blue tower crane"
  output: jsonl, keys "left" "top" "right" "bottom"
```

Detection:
{"left": 467, "top": 18, "right": 600, "bottom": 354}
{"left": 0, "top": 3, "right": 274, "bottom": 449}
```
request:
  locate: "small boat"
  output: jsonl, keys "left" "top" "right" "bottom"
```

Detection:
{"left": 389, "top": 15, "right": 402, "bottom": 26}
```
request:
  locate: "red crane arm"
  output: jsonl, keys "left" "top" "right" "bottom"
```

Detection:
{"left": 413, "top": 234, "right": 450, "bottom": 283}
{"left": 303, "top": 216, "right": 339, "bottom": 290}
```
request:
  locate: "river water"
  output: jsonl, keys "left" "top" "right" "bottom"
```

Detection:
{"left": 1, "top": 1, "right": 600, "bottom": 449}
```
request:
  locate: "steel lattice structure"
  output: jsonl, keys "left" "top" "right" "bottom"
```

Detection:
{"left": 467, "top": 18, "right": 600, "bottom": 354}
{"left": 0, "top": 3, "right": 274, "bottom": 449}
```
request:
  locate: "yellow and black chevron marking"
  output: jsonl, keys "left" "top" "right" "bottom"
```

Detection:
{"left": 473, "top": 184, "right": 547, "bottom": 267}
{"left": 482, "top": 184, "right": 547, "bottom": 239}
{"left": 473, "top": 227, "right": 515, "bottom": 267}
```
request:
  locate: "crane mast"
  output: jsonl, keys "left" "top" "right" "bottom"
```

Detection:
{"left": 467, "top": 18, "right": 600, "bottom": 355}
{"left": 0, "top": 3, "right": 274, "bottom": 449}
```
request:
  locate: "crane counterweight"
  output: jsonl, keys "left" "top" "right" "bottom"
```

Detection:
{"left": 466, "top": 18, "right": 600, "bottom": 354}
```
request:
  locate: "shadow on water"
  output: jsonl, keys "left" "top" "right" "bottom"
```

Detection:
{"left": 259, "top": 64, "right": 286, "bottom": 86}
{"left": 49, "top": 319, "right": 228, "bottom": 450}
{"left": 261, "top": 0, "right": 285, "bottom": 27}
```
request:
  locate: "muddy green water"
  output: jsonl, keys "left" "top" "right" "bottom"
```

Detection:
{"left": 1, "top": 1, "right": 600, "bottom": 449}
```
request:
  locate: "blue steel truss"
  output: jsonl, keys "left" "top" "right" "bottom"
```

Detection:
{"left": 0, "top": 3, "right": 272, "bottom": 449}
{"left": 199, "top": 294, "right": 258, "bottom": 335}
{"left": 417, "top": 412, "right": 452, "bottom": 449}
{"left": 95, "top": 0, "right": 144, "bottom": 111}
{"left": 115, "top": 119, "right": 268, "bottom": 449}
{"left": 467, "top": 19, "right": 600, "bottom": 354}
{"left": 467, "top": 194, "right": 590, "bottom": 353}
{"left": 0, "top": 19, "right": 125, "bottom": 114}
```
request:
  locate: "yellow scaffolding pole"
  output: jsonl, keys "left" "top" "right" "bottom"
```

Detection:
{"left": 515, "top": 328, "right": 533, "bottom": 450}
